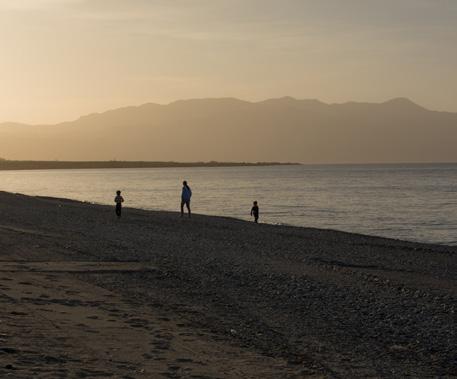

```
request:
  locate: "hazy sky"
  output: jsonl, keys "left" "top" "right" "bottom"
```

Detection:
{"left": 1, "top": 0, "right": 456, "bottom": 123}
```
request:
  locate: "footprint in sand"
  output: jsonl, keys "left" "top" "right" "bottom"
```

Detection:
{"left": 175, "top": 358, "right": 193, "bottom": 363}
{"left": 10, "top": 311, "right": 28, "bottom": 316}
{"left": 126, "top": 318, "right": 149, "bottom": 328}
{"left": 176, "top": 322, "right": 192, "bottom": 327}
{"left": 152, "top": 341, "right": 171, "bottom": 351}
{"left": 18, "top": 281, "right": 33, "bottom": 286}
{"left": 42, "top": 355, "right": 67, "bottom": 364}
{"left": 160, "top": 372, "right": 178, "bottom": 378}
{"left": 65, "top": 290, "right": 80, "bottom": 295}
{"left": 0, "top": 347, "right": 19, "bottom": 354}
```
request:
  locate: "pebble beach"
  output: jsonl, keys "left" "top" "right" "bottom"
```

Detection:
{"left": 0, "top": 191, "right": 456, "bottom": 378}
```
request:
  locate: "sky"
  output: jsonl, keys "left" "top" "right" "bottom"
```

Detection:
{"left": 0, "top": 0, "right": 456, "bottom": 124}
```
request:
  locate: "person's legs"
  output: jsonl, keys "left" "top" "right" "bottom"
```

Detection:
{"left": 116, "top": 204, "right": 122, "bottom": 218}
{"left": 186, "top": 201, "right": 191, "bottom": 218}
{"left": 180, "top": 201, "right": 184, "bottom": 217}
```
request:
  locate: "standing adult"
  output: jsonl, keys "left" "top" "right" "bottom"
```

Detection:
{"left": 181, "top": 180, "right": 192, "bottom": 218}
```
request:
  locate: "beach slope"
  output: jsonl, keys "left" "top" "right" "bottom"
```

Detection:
{"left": 0, "top": 191, "right": 456, "bottom": 378}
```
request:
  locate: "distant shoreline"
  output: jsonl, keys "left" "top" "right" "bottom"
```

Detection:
{"left": 0, "top": 160, "right": 300, "bottom": 171}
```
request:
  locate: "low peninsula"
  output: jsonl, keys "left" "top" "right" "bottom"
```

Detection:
{"left": 0, "top": 160, "right": 299, "bottom": 171}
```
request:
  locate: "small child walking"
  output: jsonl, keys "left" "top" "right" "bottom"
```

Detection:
{"left": 251, "top": 201, "right": 259, "bottom": 223}
{"left": 114, "top": 190, "right": 124, "bottom": 218}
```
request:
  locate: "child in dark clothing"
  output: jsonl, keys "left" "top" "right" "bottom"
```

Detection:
{"left": 251, "top": 201, "right": 259, "bottom": 223}
{"left": 114, "top": 190, "right": 124, "bottom": 218}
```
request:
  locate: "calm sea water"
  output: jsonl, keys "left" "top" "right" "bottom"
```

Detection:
{"left": 0, "top": 164, "right": 456, "bottom": 245}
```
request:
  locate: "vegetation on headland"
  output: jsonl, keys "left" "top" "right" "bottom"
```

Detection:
{"left": 0, "top": 159, "right": 300, "bottom": 171}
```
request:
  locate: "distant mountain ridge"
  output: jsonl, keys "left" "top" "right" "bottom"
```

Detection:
{"left": 1, "top": 97, "right": 456, "bottom": 163}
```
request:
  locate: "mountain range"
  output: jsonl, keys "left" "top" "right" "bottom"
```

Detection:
{"left": 1, "top": 97, "right": 456, "bottom": 163}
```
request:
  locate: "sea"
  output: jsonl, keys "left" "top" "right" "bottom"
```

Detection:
{"left": 0, "top": 164, "right": 456, "bottom": 246}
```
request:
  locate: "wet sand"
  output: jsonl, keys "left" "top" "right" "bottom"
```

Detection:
{"left": 0, "top": 191, "right": 456, "bottom": 378}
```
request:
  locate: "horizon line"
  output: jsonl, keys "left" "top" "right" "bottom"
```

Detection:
{"left": 1, "top": 159, "right": 457, "bottom": 166}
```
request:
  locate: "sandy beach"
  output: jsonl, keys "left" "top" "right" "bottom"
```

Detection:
{"left": 0, "top": 191, "right": 456, "bottom": 378}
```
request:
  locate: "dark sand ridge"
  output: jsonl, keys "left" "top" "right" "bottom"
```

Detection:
{"left": 0, "top": 191, "right": 456, "bottom": 378}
